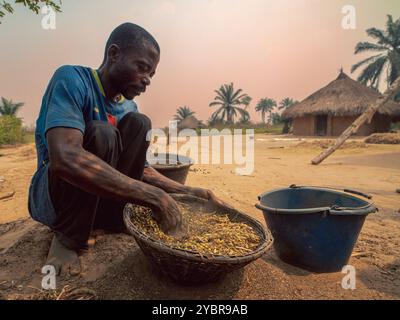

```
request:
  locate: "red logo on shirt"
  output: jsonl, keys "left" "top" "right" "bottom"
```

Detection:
{"left": 106, "top": 113, "right": 117, "bottom": 127}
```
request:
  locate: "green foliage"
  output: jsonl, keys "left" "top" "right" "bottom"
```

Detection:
{"left": 0, "top": 97, "right": 24, "bottom": 116}
{"left": 209, "top": 83, "right": 250, "bottom": 124}
{"left": 279, "top": 97, "right": 298, "bottom": 110}
{"left": 241, "top": 96, "right": 252, "bottom": 109}
{"left": 173, "top": 106, "right": 195, "bottom": 122}
{"left": 271, "top": 112, "right": 284, "bottom": 125}
{"left": 0, "top": 0, "right": 62, "bottom": 23}
{"left": 22, "top": 131, "right": 35, "bottom": 143}
{"left": 255, "top": 98, "right": 276, "bottom": 124}
{"left": 0, "top": 115, "right": 24, "bottom": 145}
{"left": 351, "top": 15, "right": 400, "bottom": 90}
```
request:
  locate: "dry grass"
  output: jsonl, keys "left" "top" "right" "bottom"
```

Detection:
{"left": 294, "top": 140, "right": 368, "bottom": 149}
{"left": 365, "top": 132, "right": 400, "bottom": 144}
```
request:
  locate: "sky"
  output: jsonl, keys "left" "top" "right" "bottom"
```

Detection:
{"left": 0, "top": 0, "right": 398, "bottom": 128}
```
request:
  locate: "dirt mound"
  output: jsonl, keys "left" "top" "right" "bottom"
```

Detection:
{"left": 365, "top": 133, "right": 400, "bottom": 145}
{"left": 294, "top": 140, "right": 368, "bottom": 149}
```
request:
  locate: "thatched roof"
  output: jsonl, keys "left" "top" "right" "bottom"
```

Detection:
{"left": 282, "top": 71, "right": 400, "bottom": 119}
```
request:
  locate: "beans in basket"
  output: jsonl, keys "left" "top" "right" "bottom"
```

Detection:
{"left": 129, "top": 205, "right": 261, "bottom": 256}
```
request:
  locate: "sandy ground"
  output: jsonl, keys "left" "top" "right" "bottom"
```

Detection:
{"left": 0, "top": 135, "right": 399, "bottom": 300}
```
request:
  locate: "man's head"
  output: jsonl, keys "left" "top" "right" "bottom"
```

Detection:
{"left": 102, "top": 23, "right": 160, "bottom": 100}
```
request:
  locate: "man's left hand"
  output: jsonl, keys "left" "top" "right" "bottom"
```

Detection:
{"left": 186, "top": 187, "right": 232, "bottom": 209}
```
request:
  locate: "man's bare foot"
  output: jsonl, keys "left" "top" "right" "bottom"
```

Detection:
{"left": 45, "top": 236, "right": 81, "bottom": 276}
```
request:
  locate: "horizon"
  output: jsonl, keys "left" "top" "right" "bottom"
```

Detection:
{"left": 0, "top": 0, "right": 398, "bottom": 128}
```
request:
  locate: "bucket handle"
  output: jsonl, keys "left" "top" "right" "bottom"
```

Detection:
{"left": 289, "top": 184, "right": 372, "bottom": 200}
{"left": 255, "top": 202, "right": 377, "bottom": 215}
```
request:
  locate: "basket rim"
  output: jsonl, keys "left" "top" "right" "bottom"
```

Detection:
{"left": 123, "top": 195, "right": 273, "bottom": 264}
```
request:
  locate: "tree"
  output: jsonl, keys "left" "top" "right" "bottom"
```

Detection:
{"left": 279, "top": 97, "right": 298, "bottom": 110}
{"left": 239, "top": 96, "right": 252, "bottom": 124}
{"left": 173, "top": 106, "right": 195, "bottom": 123}
{"left": 207, "top": 115, "right": 224, "bottom": 127}
{"left": 271, "top": 112, "right": 284, "bottom": 125}
{"left": 238, "top": 111, "right": 251, "bottom": 124}
{"left": 209, "top": 83, "right": 250, "bottom": 124}
{"left": 0, "top": 0, "right": 61, "bottom": 23}
{"left": 278, "top": 97, "right": 297, "bottom": 133}
{"left": 0, "top": 97, "right": 24, "bottom": 116}
{"left": 351, "top": 14, "right": 400, "bottom": 93}
{"left": 241, "top": 96, "right": 252, "bottom": 110}
{"left": 255, "top": 98, "right": 276, "bottom": 124}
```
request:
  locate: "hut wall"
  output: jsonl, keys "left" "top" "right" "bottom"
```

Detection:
{"left": 372, "top": 113, "right": 392, "bottom": 133}
{"left": 331, "top": 114, "right": 391, "bottom": 136}
{"left": 293, "top": 116, "right": 314, "bottom": 135}
{"left": 331, "top": 116, "right": 358, "bottom": 136}
{"left": 327, "top": 115, "right": 334, "bottom": 136}
{"left": 292, "top": 114, "right": 392, "bottom": 136}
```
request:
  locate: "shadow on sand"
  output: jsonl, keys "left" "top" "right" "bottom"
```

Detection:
{"left": 357, "top": 259, "right": 400, "bottom": 298}
{"left": 261, "top": 250, "right": 312, "bottom": 277}
{"left": 93, "top": 248, "right": 245, "bottom": 300}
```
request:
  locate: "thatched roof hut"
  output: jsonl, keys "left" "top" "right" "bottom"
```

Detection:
{"left": 282, "top": 71, "right": 400, "bottom": 136}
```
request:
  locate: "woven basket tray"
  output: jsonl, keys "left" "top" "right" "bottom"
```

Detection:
{"left": 123, "top": 194, "right": 273, "bottom": 284}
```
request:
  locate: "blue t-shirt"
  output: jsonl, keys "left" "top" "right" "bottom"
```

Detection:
{"left": 28, "top": 65, "right": 139, "bottom": 226}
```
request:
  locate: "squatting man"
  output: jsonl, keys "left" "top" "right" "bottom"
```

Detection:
{"left": 28, "top": 23, "right": 226, "bottom": 275}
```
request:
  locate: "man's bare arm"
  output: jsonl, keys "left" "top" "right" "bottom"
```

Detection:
{"left": 143, "top": 166, "right": 232, "bottom": 209}
{"left": 46, "top": 127, "right": 182, "bottom": 233}
{"left": 142, "top": 166, "right": 190, "bottom": 194}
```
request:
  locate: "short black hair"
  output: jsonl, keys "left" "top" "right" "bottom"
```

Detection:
{"left": 102, "top": 23, "right": 160, "bottom": 64}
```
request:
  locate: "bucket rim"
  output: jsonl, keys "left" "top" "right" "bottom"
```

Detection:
{"left": 147, "top": 153, "right": 195, "bottom": 169}
{"left": 256, "top": 186, "right": 377, "bottom": 216}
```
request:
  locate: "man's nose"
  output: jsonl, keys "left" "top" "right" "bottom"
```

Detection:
{"left": 142, "top": 76, "right": 151, "bottom": 86}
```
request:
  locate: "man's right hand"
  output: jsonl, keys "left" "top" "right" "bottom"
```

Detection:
{"left": 151, "top": 191, "right": 183, "bottom": 236}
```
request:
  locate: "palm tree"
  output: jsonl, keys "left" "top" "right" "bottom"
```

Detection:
{"left": 278, "top": 97, "right": 297, "bottom": 134}
{"left": 255, "top": 98, "right": 277, "bottom": 124}
{"left": 0, "top": 97, "right": 24, "bottom": 116}
{"left": 238, "top": 111, "right": 251, "bottom": 124}
{"left": 209, "top": 83, "right": 250, "bottom": 124}
{"left": 279, "top": 97, "right": 298, "bottom": 110}
{"left": 351, "top": 14, "right": 400, "bottom": 91}
{"left": 207, "top": 115, "right": 224, "bottom": 127}
{"left": 173, "top": 106, "right": 195, "bottom": 123}
{"left": 241, "top": 96, "right": 252, "bottom": 110}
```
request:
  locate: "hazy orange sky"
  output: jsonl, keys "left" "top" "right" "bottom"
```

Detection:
{"left": 0, "top": 0, "right": 398, "bottom": 127}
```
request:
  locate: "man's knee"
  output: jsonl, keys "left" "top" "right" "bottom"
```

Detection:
{"left": 119, "top": 112, "right": 152, "bottom": 133}
{"left": 85, "top": 120, "right": 118, "bottom": 138}
{"left": 83, "top": 121, "right": 121, "bottom": 160}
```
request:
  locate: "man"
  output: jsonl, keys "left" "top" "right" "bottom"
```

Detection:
{"left": 28, "top": 23, "right": 221, "bottom": 275}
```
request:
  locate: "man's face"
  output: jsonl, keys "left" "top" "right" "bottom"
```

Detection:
{"left": 108, "top": 42, "right": 160, "bottom": 100}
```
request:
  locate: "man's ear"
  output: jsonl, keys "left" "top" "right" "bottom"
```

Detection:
{"left": 107, "top": 44, "right": 122, "bottom": 63}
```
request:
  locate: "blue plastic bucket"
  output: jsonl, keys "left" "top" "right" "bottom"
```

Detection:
{"left": 256, "top": 185, "right": 377, "bottom": 273}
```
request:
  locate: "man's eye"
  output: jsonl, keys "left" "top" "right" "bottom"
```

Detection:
{"left": 139, "top": 63, "right": 149, "bottom": 72}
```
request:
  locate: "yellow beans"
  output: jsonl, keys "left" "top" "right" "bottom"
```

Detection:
{"left": 130, "top": 205, "right": 261, "bottom": 256}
